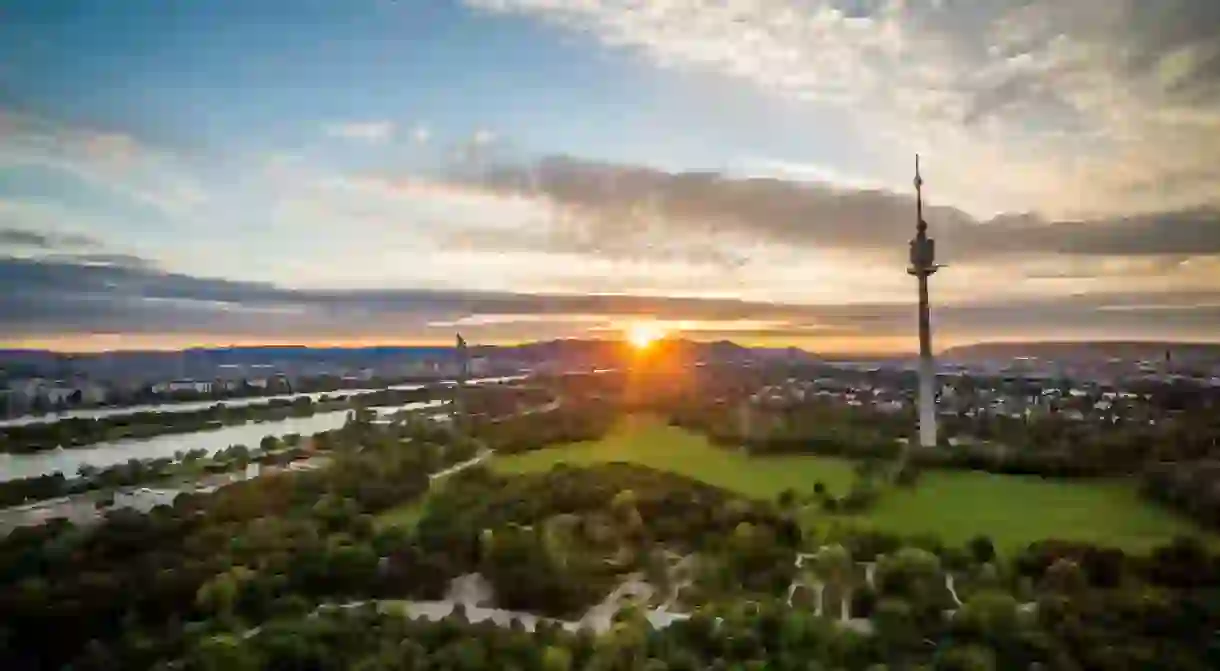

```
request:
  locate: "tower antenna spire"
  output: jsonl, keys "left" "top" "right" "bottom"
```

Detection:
{"left": 908, "top": 154, "right": 939, "bottom": 449}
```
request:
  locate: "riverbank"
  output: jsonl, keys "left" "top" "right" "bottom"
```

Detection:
{"left": 0, "top": 453, "right": 331, "bottom": 536}
{"left": 0, "top": 374, "right": 531, "bottom": 428}
{"left": 0, "top": 397, "right": 508, "bottom": 535}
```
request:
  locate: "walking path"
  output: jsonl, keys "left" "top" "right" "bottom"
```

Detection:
{"left": 244, "top": 572, "right": 691, "bottom": 640}
{"left": 428, "top": 450, "right": 491, "bottom": 481}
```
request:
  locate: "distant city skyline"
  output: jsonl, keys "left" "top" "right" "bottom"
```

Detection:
{"left": 1, "top": 0, "right": 1218, "bottom": 352}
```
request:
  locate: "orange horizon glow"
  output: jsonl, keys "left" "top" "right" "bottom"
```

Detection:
{"left": 626, "top": 322, "right": 668, "bottom": 350}
{"left": 0, "top": 332, "right": 961, "bottom": 356}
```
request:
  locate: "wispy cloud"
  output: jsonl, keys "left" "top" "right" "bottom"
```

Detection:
{"left": 0, "top": 110, "right": 208, "bottom": 217}
{"left": 324, "top": 120, "right": 397, "bottom": 142}
{"left": 468, "top": 0, "right": 1220, "bottom": 219}
{"left": 472, "top": 128, "right": 496, "bottom": 145}
{"left": 0, "top": 227, "right": 96, "bottom": 250}
{"left": 464, "top": 155, "right": 1220, "bottom": 264}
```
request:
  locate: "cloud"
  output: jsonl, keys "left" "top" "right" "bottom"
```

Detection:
{"left": 0, "top": 110, "right": 207, "bottom": 217}
{"left": 467, "top": 0, "right": 1220, "bottom": 218}
{"left": 324, "top": 120, "right": 396, "bottom": 142}
{"left": 458, "top": 154, "right": 1220, "bottom": 266}
{"left": 472, "top": 129, "right": 496, "bottom": 146}
{"left": 0, "top": 197, "right": 155, "bottom": 268}
{"left": 37, "top": 252, "right": 158, "bottom": 270}
{"left": 0, "top": 227, "right": 96, "bottom": 249}
{"left": 412, "top": 124, "right": 431, "bottom": 144}
{"left": 2, "top": 255, "right": 1218, "bottom": 347}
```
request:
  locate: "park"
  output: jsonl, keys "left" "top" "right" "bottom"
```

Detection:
{"left": 453, "top": 416, "right": 1209, "bottom": 554}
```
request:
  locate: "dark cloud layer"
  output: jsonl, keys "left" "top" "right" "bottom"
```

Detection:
{"left": 3, "top": 256, "right": 1218, "bottom": 346}
{"left": 466, "top": 156, "right": 1220, "bottom": 266}
{"left": 0, "top": 227, "right": 97, "bottom": 250}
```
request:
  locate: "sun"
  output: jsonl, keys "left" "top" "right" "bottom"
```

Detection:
{"left": 626, "top": 322, "right": 666, "bottom": 350}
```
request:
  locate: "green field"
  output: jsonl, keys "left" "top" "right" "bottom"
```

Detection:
{"left": 491, "top": 416, "right": 1208, "bottom": 554}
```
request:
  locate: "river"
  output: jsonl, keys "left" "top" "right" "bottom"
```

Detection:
{"left": 0, "top": 399, "right": 448, "bottom": 482}
{"left": 0, "top": 375, "right": 529, "bottom": 429}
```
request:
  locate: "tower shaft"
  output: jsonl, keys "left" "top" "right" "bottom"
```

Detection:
{"left": 909, "top": 155, "right": 938, "bottom": 449}
{"left": 917, "top": 273, "right": 936, "bottom": 448}
{"left": 454, "top": 333, "right": 469, "bottom": 433}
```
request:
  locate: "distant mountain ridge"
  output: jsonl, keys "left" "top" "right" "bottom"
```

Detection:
{"left": 0, "top": 339, "right": 821, "bottom": 381}
{"left": 6, "top": 339, "right": 1219, "bottom": 375}
{"left": 941, "top": 341, "right": 1220, "bottom": 364}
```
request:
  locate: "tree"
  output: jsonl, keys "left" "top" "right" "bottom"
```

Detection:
{"left": 1041, "top": 558, "right": 1086, "bottom": 595}
{"left": 1148, "top": 535, "right": 1214, "bottom": 587}
{"left": 877, "top": 548, "right": 942, "bottom": 598}
{"left": 873, "top": 598, "right": 920, "bottom": 654}
{"left": 814, "top": 544, "right": 854, "bottom": 621}
{"left": 542, "top": 645, "right": 574, "bottom": 671}
{"left": 968, "top": 536, "right": 996, "bottom": 565}
{"left": 611, "top": 489, "right": 644, "bottom": 540}
{"left": 542, "top": 514, "right": 582, "bottom": 569}
{"left": 188, "top": 634, "right": 263, "bottom": 671}
{"left": 954, "top": 591, "right": 1021, "bottom": 642}
{"left": 644, "top": 547, "right": 671, "bottom": 597}
{"left": 195, "top": 567, "right": 256, "bottom": 622}
{"left": 934, "top": 644, "right": 997, "bottom": 671}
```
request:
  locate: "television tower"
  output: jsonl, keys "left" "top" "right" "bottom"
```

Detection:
{"left": 908, "top": 155, "right": 940, "bottom": 448}
{"left": 454, "top": 333, "right": 470, "bottom": 432}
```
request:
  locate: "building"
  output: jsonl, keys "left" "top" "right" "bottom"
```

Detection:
{"left": 152, "top": 380, "right": 215, "bottom": 394}
{"left": 79, "top": 383, "right": 109, "bottom": 405}
{"left": 469, "top": 357, "right": 491, "bottom": 377}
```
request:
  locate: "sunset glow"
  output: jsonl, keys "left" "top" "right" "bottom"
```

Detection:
{"left": 627, "top": 323, "right": 667, "bottom": 350}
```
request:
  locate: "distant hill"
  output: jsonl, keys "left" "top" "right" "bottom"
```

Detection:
{"left": 0, "top": 339, "right": 822, "bottom": 381}
{"left": 940, "top": 341, "right": 1220, "bottom": 364}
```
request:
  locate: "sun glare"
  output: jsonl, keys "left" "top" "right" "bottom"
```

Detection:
{"left": 627, "top": 323, "right": 666, "bottom": 349}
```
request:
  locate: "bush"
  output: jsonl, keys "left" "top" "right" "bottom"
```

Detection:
{"left": 851, "top": 584, "right": 878, "bottom": 619}
{"left": 934, "top": 644, "right": 998, "bottom": 671}
{"left": 894, "top": 462, "right": 922, "bottom": 487}
{"left": 940, "top": 546, "right": 973, "bottom": 572}
{"left": 968, "top": 535, "right": 996, "bottom": 565}
{"left": 841, "top": 484, "right": 880, "bottom": 514}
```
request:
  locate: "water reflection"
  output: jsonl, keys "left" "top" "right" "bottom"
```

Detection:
{"left": 0, "top": 385, "right": 423, "bottom": 428}
{"left": 0, "top": 375, "right": 529, "bottom": 428}
{"left": 0, "top": 400, "right": 446, "bottom": 482}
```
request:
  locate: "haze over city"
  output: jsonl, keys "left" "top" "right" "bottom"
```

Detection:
{"left": 2, "top": 0, "right": 1219, "bottom": 352}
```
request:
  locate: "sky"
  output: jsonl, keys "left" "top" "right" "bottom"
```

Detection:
{"left": 1, "top": 0, "right": 1219, "bottom": 353}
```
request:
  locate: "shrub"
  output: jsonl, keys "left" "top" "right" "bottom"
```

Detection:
{"left": 894, "top": 462, "right": 922, "bottom": 487}
{"left": 968, "top": 535, "right": 997, "bottom": 565}
{"left": 851, "top": 584, "right": 878, "bottom": 619}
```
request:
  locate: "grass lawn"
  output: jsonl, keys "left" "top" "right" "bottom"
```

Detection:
{"left": 374, "top": 471, "right": 456, "bottom": 531}
{"left": 492, "top": 416, "right": 1209, "bottom": 554}
{"left": 859, "top": 470, "right": 1200, "bottom": 554}
{"left": 494, "top": 415, "right": 859, "bottom": 498}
